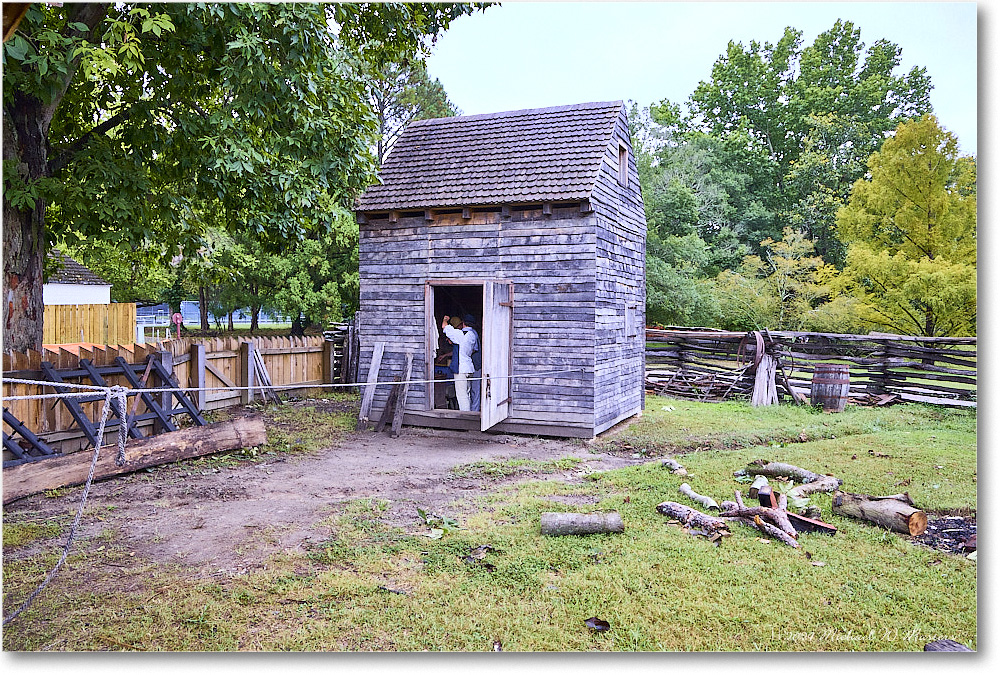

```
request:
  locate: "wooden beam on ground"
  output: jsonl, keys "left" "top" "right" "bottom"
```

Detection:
{"left": 374, "top": 376, "right": 402, "bottom": 433}
{"left": 3, "top": 416, "right": 267, "bottom": 504}
{"left": 357, "top": 342, "right": 385, "bottom": 430}
{"left": 390, "top": 352, "right": 413, "bottom": 438}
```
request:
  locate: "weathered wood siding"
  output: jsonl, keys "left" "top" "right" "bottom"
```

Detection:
{"left": 591, "top": 105, "right": 647, "bottom": 433}
{"left": 356, "top": 101, "right": 646, "bottom": 438}
{"left": 358, "top": 206, "right": 597, "bottom": 434}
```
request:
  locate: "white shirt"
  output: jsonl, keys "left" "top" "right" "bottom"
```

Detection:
{"left": 443, "top": 325, "right": 480, "bottom": 374}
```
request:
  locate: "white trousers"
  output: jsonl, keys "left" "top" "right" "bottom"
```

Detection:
{"left": 455, "top": 373, "right": 471, "bottom": 411}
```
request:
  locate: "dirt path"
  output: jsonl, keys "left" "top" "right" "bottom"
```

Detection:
{"left": 4, "top": 421, "right": 645, "bottom": 578}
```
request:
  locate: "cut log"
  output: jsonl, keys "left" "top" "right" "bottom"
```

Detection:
{"left": 3, "top": 417, "right": 267, "bottom": 504}
{"left": 868, "top": 492, "right": 914, "bottom": 504}
{"left": 540, "top": 512, "right": 624, "bottom": 536}
{"left": 787, "top": 475, "right": 842, "bottom": 500}
{"left": 746, "top": 461, "right": 823, "bottom": 483}
{"left": 661, "top": 458, "right": 687, "bottom": 476}
{"left": 678, "top": 483, "right": 719, "bottom": 510}
{"left": 832, "top": 491, "right": 928, "bottom": 536}
{"left": 655, "top": 502, "right": 729, "bottom": 532}
{"left": 745, "top": 461, "right": 842, "bottom": 500}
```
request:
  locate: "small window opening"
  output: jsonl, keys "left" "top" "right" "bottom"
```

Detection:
{"left": 618, "top": 142, "right": 629, "bottom": 187}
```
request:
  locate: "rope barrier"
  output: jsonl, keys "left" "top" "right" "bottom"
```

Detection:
{"left": 2, "top": 388, "right": 127, "bottom": 626}
{"left": 0, "top": 368, "right": 587, "bottom": 401}
{"left": 2, "top": 377, "right": 114, "bottom": 391}
{"left": 0, "top": 366, "right": 588, "bottom": 621}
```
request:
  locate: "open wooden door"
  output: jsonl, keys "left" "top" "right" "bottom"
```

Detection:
{"left": 481, "top": 281, "right": 513, "bottom": 431}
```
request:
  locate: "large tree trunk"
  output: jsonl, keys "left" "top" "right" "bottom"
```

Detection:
{"left": 250, "top": 303, "right": 260, "bottom": 332}
{"left": 2, "top": 3, "right": 109, "bottom": 353}
{"left": 290, "top": 312, "right": 305, "bottom": 336}
{"left": 2, "top": 95, "right": 49, "bottom": 353}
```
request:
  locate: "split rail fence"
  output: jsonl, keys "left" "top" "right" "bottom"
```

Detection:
{"left": 3, "top": 323, "right": 358, "bottom": 460}
{"left": 645, "top": 328, "right": 976, "bottom": 409}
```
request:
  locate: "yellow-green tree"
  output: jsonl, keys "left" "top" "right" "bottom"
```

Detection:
{"left": 835, "top": 115, "right": 976, "bottom": 336}
{"left": 714, "top": 227, "right": 832, "bottom": 330}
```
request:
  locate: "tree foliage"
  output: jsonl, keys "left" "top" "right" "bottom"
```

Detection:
{"left": 834, "top": 115, "right": 976, "bottom": 336}
{"left": 368, "top": 60, "right": 460, "bottom": 165}
{"left": 634, "top": 19, "right": 965, "bottom": 334}
{"left": 2, "top": 2, "right": 483, "bottom": 350}
{"left": 680, "top": 19, "right": 933, "bottom": 260}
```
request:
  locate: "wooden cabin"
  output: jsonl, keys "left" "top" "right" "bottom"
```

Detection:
{"left": 355, "top": 101, "right": 646, "bottom": 438}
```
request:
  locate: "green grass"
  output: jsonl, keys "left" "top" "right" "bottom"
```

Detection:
{"left": 602, "top": 397, "right": 975, "bottom": 456}
{"left": 2, "top": 397, "right": 975, "bottom": 651}
{"left": 3, "top": 521, "right": 64, "bottom": 549}
{"left": 451, "top": 457, "right": 582, "bottom": 480}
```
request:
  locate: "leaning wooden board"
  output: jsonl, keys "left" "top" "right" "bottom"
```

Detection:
{"left": 2, "top": 416, "right": 266, "bottom": 504}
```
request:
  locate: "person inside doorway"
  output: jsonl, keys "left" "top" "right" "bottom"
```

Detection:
{"left": 441, "top": 314, "right": 480, "bottom": 411}
{"left": 462, "top": 313, "right": 482, "bottom": 412}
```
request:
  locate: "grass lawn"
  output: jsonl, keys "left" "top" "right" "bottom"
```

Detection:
{"left": 2, "top": 397, "right": 976, "bottom": 651}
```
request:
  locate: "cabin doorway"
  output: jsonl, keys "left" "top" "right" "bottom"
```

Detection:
{"left": 425, "top": 280, "right": 513, "bottom": 431}
{"left": 431, "top": 283, "right": 483, "bottom": 412}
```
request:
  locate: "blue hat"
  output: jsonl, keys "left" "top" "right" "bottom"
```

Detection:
{"left": 462, "top": 313, "right": 476, "bottom": 326}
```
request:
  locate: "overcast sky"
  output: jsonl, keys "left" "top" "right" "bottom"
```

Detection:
{"left": 426, "top": 1, "right": 979, "bottom": 155}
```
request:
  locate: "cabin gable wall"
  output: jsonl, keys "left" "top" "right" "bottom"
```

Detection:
{"left": 590, "top": 107, "right": 648, "bottom": 433}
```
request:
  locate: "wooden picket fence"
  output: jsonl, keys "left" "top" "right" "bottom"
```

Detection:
{"left": 3, "top": 333, "right": 352, "bottom": 458}
{"left": 43, "top": 303, "right": 136, "bottom": 346}
{"left": 646, "top": 328, "right": 977, "bottom": 408}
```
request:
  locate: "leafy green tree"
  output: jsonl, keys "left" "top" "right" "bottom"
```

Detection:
{"left": 269, "top": 210, "right": 361, "bottom": 333}
{"left": 3, "top": 2, "right": 484, "bottom": 352}
{"left": 680, "top": 19, "right": 933, "bottom": 257}
{"left": 834, "top": 115, "right": 976, "bottom": 336}
{"left": 58, "top": 238, "right": 171, "bottom": 304}
{"left": 368, "top": 59, "right": 460, "bottom": 165}
{"left": 714, "top": 228, "right": 831, "bottom": 331}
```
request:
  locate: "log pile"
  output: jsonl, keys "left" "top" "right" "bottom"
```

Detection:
{"left": 656, "top": 458, "right": 931, "bottom": 548}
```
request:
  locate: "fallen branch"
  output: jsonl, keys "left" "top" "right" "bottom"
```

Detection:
{"left": 740, "top": 461, "right": 842, "bottom": 500}
{"left": 757, "top": 487, "right": 837, "bottom": 536}
{"left": 832, "top": 491, "right": 928, "bottom": 536}
{"left": 719, "top": 491, "right": 797, "bottom": 539}
{"left": 655, "top": 502, "right": 729, "bottom": 531}
{"left": 723, "top": 515, "right": 800, "bottom": 548}
{"left": 678, "top": 483, "right": 719, "bottom": 510}
{"left": 540, "top": 512, "right": 624, "bottom": 536}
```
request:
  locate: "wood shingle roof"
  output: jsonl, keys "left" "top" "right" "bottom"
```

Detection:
{"left": 357, "top": 100, "right": 623, "bottom": 211}
{"left": 46, "top": 250, "right": 110, "bottom": 286}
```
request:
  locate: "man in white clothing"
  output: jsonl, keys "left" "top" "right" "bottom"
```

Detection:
{"left": 462, "top": 313, "right": 482, "bottom": 412}
{"left": 441, "top": 314, "right": 480, "bottom": 411}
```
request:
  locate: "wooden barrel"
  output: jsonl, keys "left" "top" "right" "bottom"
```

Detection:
{"left": 810, "top": 364, "right": 850, "bottom": 412}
